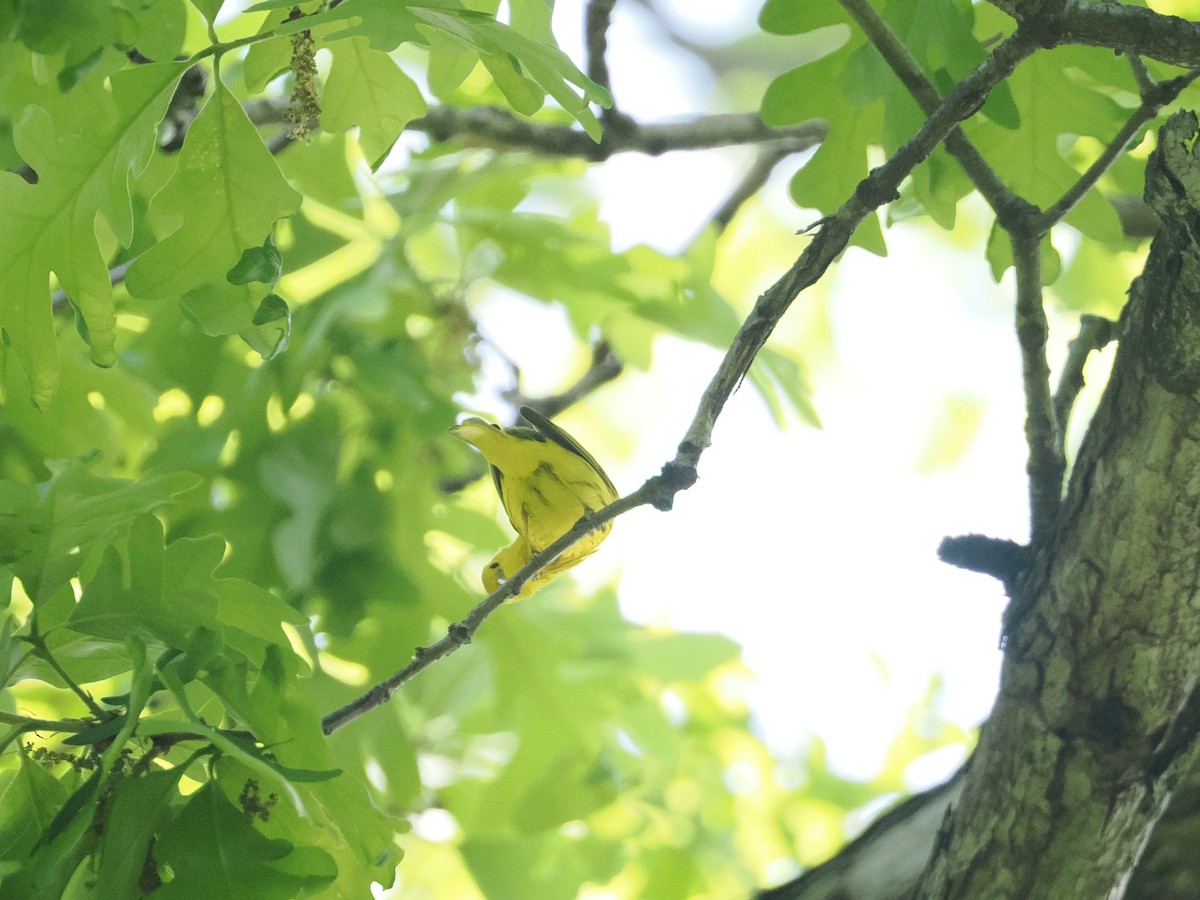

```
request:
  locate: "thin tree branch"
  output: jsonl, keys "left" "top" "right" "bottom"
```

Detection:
{"left": 1127, "top": 55, "right": 1156, "bottom": 97}
{"left": 584, "top": 0, "right": 618, "bottom": 98}
{"left": 321, "top": 486, "right": 664, "bottom": 734}
{"left": 52, "top": 109, "right": 824, "bottom": 332}
{"left": 1010, "top": 227, "right": 1061, "bottom": 546}
{"left": 709, "top": 144, "right": 797, "bottom": 233}
{"left": 677, "top": 30, "right": 1039, "bottom": 461}
{"left": 323, "top": 28, "right": 1041, "bottom": 734}
{"left": 409, "top": 105, "right": 828, "bottom": 160}
{"left": 505, "top": 340, "right": 624, "bottom": 419}
{"left": 1039, "top": 69, "right": 1200, "bottom": 228}
{"left": 24, "top": 636, "right": 111, "bottom": 721}
{"left": 584, "top": 0, "right": 634, "bottom": 137}
{"left": 1052, "top": 314, "right": 1115, "bottom": 455}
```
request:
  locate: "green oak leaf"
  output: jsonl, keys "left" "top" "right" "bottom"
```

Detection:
{"left": 322, "top": 36, "right": 428, "bottom": 170}
{"left": 7, "top": 462, "right": 198, "bottom": 606}
{"left": 153, "top": 783, "right": 335, "bottom": 900}
{"left": 0, "top": 62, "right": 185, "bottom": 406}
{"left": 125, "top": 79, "right": 302, "bottom": 301}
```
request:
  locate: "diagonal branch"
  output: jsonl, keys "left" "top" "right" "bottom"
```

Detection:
{"left": 838, "top": 0, "right": 1017, "bottom": 215}
{"left": 322, "top": 27, "right": 1041, "bottom": 733}
{"left": 678, "top": 30, "right": 1039, "bottom": 461}
{"left": 708, "top": 143, "right": 799, "bottom": 233}
{"left": 321, "top": 485, "right": 662, "bottom": 734}
{"left": 1039, "top": 67, "right": 1200, "bottom": 228}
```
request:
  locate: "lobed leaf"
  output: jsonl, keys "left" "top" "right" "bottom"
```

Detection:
{"left": 125, "top": 79, "right": 302, "bottom": 302}
{"left": 0, "top": 62, "right": 186, "bottom": 405}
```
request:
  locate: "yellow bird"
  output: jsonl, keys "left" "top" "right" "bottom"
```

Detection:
{"left": 451, "top": 407, "right": 619, "bottom": 600}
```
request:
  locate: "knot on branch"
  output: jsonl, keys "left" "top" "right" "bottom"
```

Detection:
{"left": 938, "top": 534, "right": 1031, "bottom": 592}
{"left": 996, "top": 196, "right": 1043, "bottom": 235}
{"left": 647, "top": 461, "right": 698, "bottom": 511}
{"left": 854, "top": 178, "right": 900, "bottom": 210}
{"left": 1012, "top": 1, "right": 1067, "bottom": 47}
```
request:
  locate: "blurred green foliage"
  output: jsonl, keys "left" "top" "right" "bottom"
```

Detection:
{"left": 0, "top": 1, "right": 833, "bottom": 897}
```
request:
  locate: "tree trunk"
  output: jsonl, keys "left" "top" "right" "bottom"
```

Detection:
{"left": 914, "top": 109, "right": 1200, "bottom": 899}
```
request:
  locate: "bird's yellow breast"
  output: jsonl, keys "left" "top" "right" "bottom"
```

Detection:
{"left": 451, "top": 411, "right": 618, "bottom": 600}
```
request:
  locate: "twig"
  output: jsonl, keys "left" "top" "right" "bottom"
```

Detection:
{"left": 505, "top": 340, "right": 624, "bottom": 419}
{"left": 709, "top": 144, "right": 797, "bottom": 233}
{"left": 1052, "top": 314, "right": 1116, "bottom": 452}
{"left": 584, "top": 0, "right": 633, "bottom": 137}
{"left": 1040, "top": 69, "right": 1200, "bottom": 227}
{"left": 323, "top": 28, "right": 1041, "bottom": 734}
{"left": 1126, "top": 55, "right": 1156, "bottom": 97}
{"left": 321, "top": 484, "right": 669, "bottom": 734}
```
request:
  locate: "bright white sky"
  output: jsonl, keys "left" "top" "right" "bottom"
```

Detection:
{"left": 460, "top": 0, "right": 1076, "bottom": 786}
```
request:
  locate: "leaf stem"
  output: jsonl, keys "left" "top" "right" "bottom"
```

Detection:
{"left": 24, "top": 635, "right": 110, "bottom": 720}
{"left": 0, "top": 710, "right": 94, "bottom": 733}
{"left": 187, "top": 30, "right": 280, "bottom": 67}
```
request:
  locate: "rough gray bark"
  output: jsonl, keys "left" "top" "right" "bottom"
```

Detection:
{"left": 758, "top": 109, "right": 1200, "bottom": 900}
